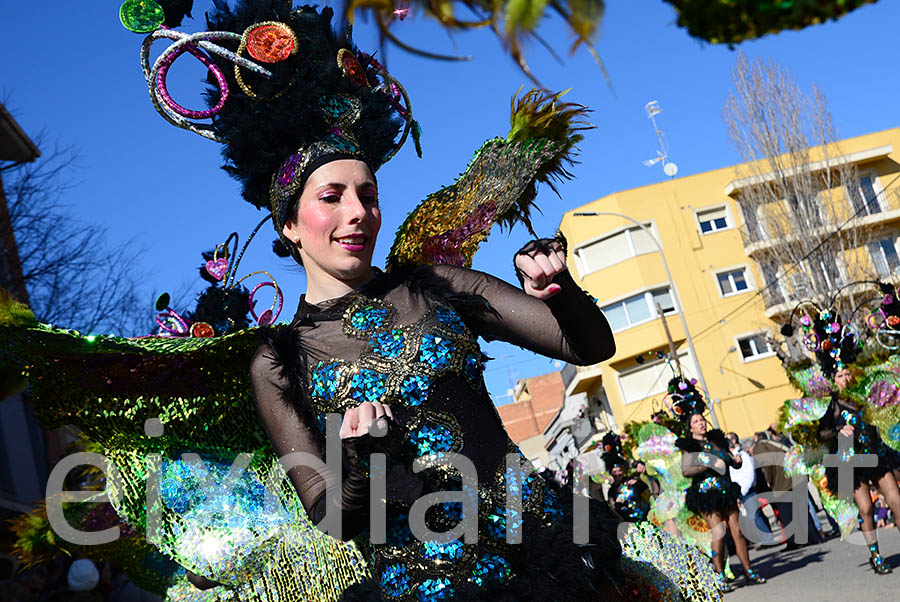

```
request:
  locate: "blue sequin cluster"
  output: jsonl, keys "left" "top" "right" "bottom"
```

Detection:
{"left": 416, "top": 577, "right": 454, "bottom": 601}
{"left": 422, "top": 539, "right": 465, "bottom": 562}
{"left": 698, "top": 475, "right": 726, "bottom": 494}
{"left": 349, "top": 368, "right": 388, "bottom": 403}
{"left": 409, "top": 422, "right": 456, "bottom": 456}
{"left": 435, "top": 306, "right": 466, "bottom": 333}
{"left": 399, "top": 374, "right": 431, "bottom": 406}
{"left": 470, "top": 554, "right": 511, "bottom": 587}
{"left": 309, "top": 297, "right": 483, "bottom": 416}
{"left": 311, "top": 361, "right": 343, "bottom": 401}
{"left": 380, "top": 564, "right": 412, "bottom": 598}
{"left": 344, "top": 297, "right": 395, "bottom": 337}
{"left": 370, "top": 329, "right": 407, "bottom": 359}
{"left": 419, "top": 333, "right": 455, "bottom": 371}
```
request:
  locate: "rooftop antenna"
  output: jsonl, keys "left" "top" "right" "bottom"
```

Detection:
{"left": 643, "top": 100, "right": 678, "bottom": 177}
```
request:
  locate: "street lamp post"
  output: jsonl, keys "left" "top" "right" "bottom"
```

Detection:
{"left": 573, "top": 211, "right": 721, "bottom": 428}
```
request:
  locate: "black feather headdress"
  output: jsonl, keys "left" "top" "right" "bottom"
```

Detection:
{"left": 666, "top": 375, "right": 706, "bottom": 422}
{"left": 127, "top": 0, "right": 419, "bottom": 253}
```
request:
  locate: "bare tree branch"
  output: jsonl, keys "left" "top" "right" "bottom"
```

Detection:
{"left": 1, "top": 136, "right": 149, "bottom": 336}
{"left": 722, "top": 53, "right": 880, "bottom": 333}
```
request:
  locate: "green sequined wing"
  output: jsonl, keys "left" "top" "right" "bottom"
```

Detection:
{"left": 1, "top": 322, "right": 370, "bottom": 601}
{"left": 630, "top": 422, "right": 713, "bottom": 553}
{"left": 385, "top": 89, "right": 590, "bottom": 272}
{"left": 783, "top": 445, "right": 858, "bottom": 540}
{"left": 777, "top": 396, "right": 831, "bottom": 449}
{"left": 851, "top": 356, "right": 900, "bottom": 451}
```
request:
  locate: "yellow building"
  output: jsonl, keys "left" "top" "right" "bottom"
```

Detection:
{"left": 559, "top": 127, "right": 900, "bottom": 438}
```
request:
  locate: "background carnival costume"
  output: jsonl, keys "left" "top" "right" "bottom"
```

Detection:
{"left": 670, "top": 379, "right": 742, "bottom": 517}
{"left": 2, "top": 1, "right": 721, "bottom": 600}
{"left": 601, "top": 433, "right": 651, "bottom": 523}
{"left": 778, "top": 290, "right": 900, "bottom": 574}
{"left": 668, "top": 375, "right": 764, "bottom": 590}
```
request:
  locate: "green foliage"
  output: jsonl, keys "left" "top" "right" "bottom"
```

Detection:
{"left": 664, "top": 0, "right": 878, "bottom": 45}
{"left": 504, "top": 0, "right": 551, "bottom": 34}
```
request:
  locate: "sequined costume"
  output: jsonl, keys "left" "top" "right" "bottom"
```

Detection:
{"left": 608, "top": 478, "right": 652, "bottom": 523}
{"left": 628, "top": 422, "right": 714, "bottom": 551}
{"left": 675, "top": 431, "right": 741, "bottom": 516}
{"left": 251, "top": 265, "right": 720, "bottom": 601}
{"left": 818, "top": 394, "right": 900, "bottom": 498}
{"left": 251, "top": 264, "right": 623, "bottom": 601}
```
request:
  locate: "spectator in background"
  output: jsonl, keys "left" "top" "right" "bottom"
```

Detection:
{"left": 726, "top": 432, "right": 774, "bottom": 545}
{"left": 767, "top": 423, "right": 791, "bottom": 447}
{"left": 872, "top": 489, "right": 895, "bottom": 530}
{"left": 752, "top": 432, "right": 821, "bottom": 551}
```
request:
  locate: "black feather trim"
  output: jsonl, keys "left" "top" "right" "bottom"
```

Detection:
{"left": 705, "top": 428, "right": 729, "bottom": 451}
{"left": 187, "top": 285, "right": 251, "bottom": 335}
{"left": 159, "top": 0, "right": 193, "bottom": 27}
{"left": 203, "top": 2, "right": 404, "bottom": 217}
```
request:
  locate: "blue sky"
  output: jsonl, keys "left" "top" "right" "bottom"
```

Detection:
{"left": 1, "top": 1, "right": 896, "bottom": 404}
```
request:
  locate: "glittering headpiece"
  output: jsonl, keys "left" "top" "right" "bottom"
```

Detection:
{"left": 780, "top": 301, "right": 860, "bottom": 378}
{"left": 600, "top": 432, "right": 627, "bottom": 472}
{"left": 865, "top": 281, "right": 900, "bottom": 351}
{"left": 122, "top": 0, "right": 419, "bottom": 252}
{"left": 153, "top": 219, "right": 284, "bottom": 338}
{"left": 665, "top": 376, "right": 706, "bottom": 422}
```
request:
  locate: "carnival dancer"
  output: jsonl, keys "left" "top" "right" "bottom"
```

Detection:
{"left": 1, "top": 1, "right": 726, "bottom": 600}
{"left": 601, "top": 434, "right": 652, "bottom": 522}
{"left": 673, "top": 377, "right": 766, "bottom": 591}
{"left": 777, "top": 294, "right": 900, "bottom": 574}
{"left": 818, "top": 365, "right": 900, "bottom": 573}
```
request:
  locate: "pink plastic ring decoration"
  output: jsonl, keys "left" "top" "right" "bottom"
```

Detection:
{"left": 155, "top": 42, "right": 229, "bottom": 119}
{"left": 249, "top": 281, "right": 284, "bottom": 326}
{"left": 803, "top": 332, "right": 819, "bottom": 351}
{"left": 141, "top": 28, "right": 274, "bottom": 141}
{"left": 155, "top": 309, "right": 190, "bottom": 336}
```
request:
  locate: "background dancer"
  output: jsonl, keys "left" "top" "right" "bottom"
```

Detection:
{"left": 674, "top": 377, "right": 766, "bottom": 591}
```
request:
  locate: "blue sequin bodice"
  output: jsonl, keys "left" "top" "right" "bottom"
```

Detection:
{"left": 301, "top": 291, "right": 565, "bottom": 601}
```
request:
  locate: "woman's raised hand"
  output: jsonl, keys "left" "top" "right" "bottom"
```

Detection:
{"left": 339, "top": 401, "right": 394, "bottom": 439}
{"left": 839, "top": 424, "right": 854, "bottom": 438}
{"left": 514, "top": 239, "right": 567, "bottom": 300}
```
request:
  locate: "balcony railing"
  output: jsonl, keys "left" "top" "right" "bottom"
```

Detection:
{"left": 760, "top": 286, "right": 786, "bottom": 308}
{"left": 737, "top": 187, "right": 900, "bottom": 252}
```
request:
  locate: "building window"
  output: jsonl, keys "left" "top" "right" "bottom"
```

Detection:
{"left": 618, "top": 351, "right": 693, "bottom": 404}
{"left": 600, "top": 287, "right": 676, "bottom": 333}
{"left": 574, "top": 224, "right": 657, "bottom": 276}
{"left": 848, "top": 172, "right": 883, "bottom": 216}
{"left": 697, "top": 206, "right": 730, "bottom": 234}
{"left": 716, "top": 268, "right": 751, "bottom": 296}
{"left": 869, "top": 238, "right": 900, "bottom": 278}
{"left": 737, "top": 333, "right": 773, "bottom": 361}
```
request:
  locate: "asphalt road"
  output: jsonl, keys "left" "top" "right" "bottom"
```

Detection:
{"left": 724, "top": 526, "right": 900, "bottom": 601}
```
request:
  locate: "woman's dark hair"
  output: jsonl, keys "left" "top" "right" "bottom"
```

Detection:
{"left": 272, "top": 237, "right": 303, "bottom": 266}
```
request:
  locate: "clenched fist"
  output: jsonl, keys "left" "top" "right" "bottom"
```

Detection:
{"left": 514, "top": 238, "right": 568, "bottom": 300}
